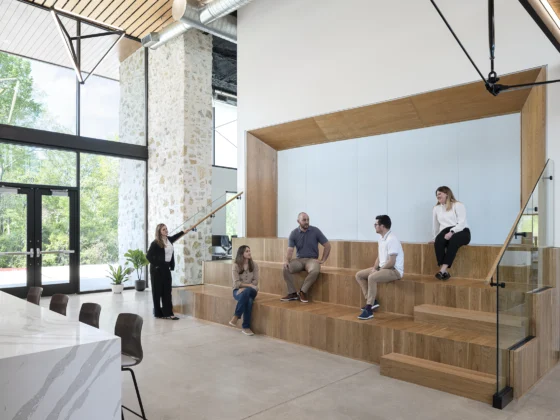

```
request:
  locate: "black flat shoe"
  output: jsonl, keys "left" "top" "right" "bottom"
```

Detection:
{"left": 441, "top": 272, "right": 451, "bottom": 281}
{"left": 165, "top": 316, "right": 179, "bottom": 320}
{"left": 435, "top": 272, "right": 444, "bottom": 280}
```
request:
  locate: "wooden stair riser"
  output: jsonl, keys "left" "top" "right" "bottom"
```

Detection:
{"left": 173, "top": 287, "right": 503, "bottom": 375}
{"left": 204, "top": 261, "right": 527, "bottom": 315}
{"left": 233, "top": 237, "right": 501, "bottom": 280}
{"left": 380, "top": 353, "right": 497, "bottom": 404}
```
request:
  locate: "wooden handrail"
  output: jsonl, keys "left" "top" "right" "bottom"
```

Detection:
{"left": 484, "top": 161, "right": 550, "bottom": 284}
{"left": 181, "top": 191, "right": 243, "bottom": 234}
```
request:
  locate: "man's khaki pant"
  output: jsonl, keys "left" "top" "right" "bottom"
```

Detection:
{"left": 355, "top": 268, "right": 401, "bottom": 306}
{"left": 283, "top": 258, "right": 321, "bottom": 294}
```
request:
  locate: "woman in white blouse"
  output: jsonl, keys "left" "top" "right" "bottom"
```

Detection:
{"left": 229, "top": 245, "right": 259, "bottom": 336}
{"left": 430, "top": 186, "right": 471, "bottom": 280}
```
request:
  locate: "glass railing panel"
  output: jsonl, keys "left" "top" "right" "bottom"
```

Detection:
{"left": 496, "top": 159, "right": 554, "bottom": 397}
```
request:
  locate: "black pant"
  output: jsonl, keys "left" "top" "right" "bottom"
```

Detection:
{"left": 150, "top": 263, "right": 174, "bottom": 317}
{"left": 434, "top": 227, "right": 471, "bottom": 268}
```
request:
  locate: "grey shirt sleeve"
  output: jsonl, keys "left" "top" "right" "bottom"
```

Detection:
{"left": 316, "top": 228, "right": 328, "bottom": 245}
{"left": 288, "top": 230, "right": 296, "bottom": 248}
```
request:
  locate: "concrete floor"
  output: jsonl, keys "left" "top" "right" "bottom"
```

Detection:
{"left": 42, "top": 290, "right": 560, "bottom": 420}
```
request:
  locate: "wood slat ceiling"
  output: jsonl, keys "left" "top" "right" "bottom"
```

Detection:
{"left": 0, "top": 0, "right": 141, "bottom": 80}
{"left": 23, "top": 0, "right": 174, "bottom": 39}
{"left": 548, "top": 0, "right": 560, "bottom": 20}
{"left": 250, "top": 68, "right": 542, "bottom": 151}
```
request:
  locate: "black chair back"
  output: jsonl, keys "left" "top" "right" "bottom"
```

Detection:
{"left": 79, "top": 303, "right": 101, "bottom": 329}
{"left": 115, "top": 313, "right": 143, "bottom": 363}
{"left": 49, "top": 294, "right": 69, "bottom": 316}
{"left": 26, "top": 287, "right": 43, "bottom": 305}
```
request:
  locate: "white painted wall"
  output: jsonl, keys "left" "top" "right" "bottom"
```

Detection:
{"left": 237, "top": 0, "right": 560, "bottom": 244}
{"left": 278, "top": 115, "right": 520, "bottom": 244}
{"left": 212, "top": 166, "right": 237, "bottom": 235}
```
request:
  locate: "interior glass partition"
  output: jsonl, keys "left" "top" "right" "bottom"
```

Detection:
{"left": 495, "top": 159, "right": 554, "bottom": 405}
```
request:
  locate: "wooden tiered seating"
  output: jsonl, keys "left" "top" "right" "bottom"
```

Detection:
{"left": 172, "top": 237, "right": 557, "bottom": 405}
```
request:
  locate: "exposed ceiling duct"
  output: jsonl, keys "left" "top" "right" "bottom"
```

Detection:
{"left": 142, "top": 0, "right": 252, "bottom": 49}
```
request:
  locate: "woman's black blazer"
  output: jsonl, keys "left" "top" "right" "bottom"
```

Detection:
{"left": 146, "top": 231, "right": 185, "bottom": 271}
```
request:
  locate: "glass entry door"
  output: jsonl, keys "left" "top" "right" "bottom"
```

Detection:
{"left": 0, "top": 184, "right": 78, "bottom": 298}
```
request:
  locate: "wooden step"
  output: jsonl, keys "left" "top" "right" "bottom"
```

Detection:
{"left": 172, "top": 284, "right": 506, "bottom": 375}
{"left": 380, "top": 353, "right": 496, "bottom": 404}
{"left": 203, "top": 260, "right": 527, "bottom": 315}
{"left": 414, "top": 304, "right": 528, "bottom": 337}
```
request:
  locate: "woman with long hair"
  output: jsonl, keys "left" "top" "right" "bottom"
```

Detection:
{"left": 431, "top": 186, "right": 471, "bottom": 280}
{"left": 229, "top": 245, "right": 259, "bottom": 336}
{"left": 146, "top": 223, "right": 188, "bottom": 320}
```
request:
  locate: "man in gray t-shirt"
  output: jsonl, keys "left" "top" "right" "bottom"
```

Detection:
{"left": 281, "top": 212, "right": 331, "bottom": 303}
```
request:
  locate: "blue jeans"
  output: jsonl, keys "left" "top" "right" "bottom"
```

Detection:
{"left": 233, "top": 287, "right": 258, "bottom": 329}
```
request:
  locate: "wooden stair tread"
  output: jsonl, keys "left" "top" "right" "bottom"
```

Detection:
{"left": 415, "top": 304, "right": 526, "bottom": 328}
{"left": 380, "top": 353, "right": 496, "bottom": 403}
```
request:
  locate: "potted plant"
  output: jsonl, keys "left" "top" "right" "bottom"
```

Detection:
{"left": 124, "top": 249, "right": 150, "bottom": 291}
{"left": 107, "top": 264, "right": 132, "bottom": 294}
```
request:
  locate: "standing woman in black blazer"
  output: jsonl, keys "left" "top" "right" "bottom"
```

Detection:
{"left": 146, "top": 223, "right": 188, "bottom": 320}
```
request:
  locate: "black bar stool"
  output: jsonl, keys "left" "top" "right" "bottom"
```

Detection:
{"left": 26, "top": 287, "right": 43, "bottom": 305}
{"left": 79, "top": 303, "right": 101, "bottom": 329}
{"left": 49, "top": 294, "right": 69, "bottom": 316}
{"left": 115, "top": 313, "right": 147, "bottom": 420}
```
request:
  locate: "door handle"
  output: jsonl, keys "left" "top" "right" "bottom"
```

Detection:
{"left": 0, "top": 249, "right": 35, "bottom": 257}
{"left": 37, "top": 249, "right": 75, "bottom": 256}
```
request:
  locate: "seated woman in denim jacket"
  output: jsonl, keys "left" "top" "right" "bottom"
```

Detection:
{"left": 229, "top": 245, "right": 259, "bottom": 336}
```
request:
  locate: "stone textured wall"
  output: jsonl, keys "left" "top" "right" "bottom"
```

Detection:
{"left": 119, "top": 49, "right": 145, "bottom": 146}
{"left": 148, "top": 30, "right": 214, "bottom": 285}
{"left": 118, "top": 49, "right": 147, "bottom": 277}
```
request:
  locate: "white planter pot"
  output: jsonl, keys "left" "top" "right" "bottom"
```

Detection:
{"left": 111, "top": 284, "right": 124, "bottom": 294}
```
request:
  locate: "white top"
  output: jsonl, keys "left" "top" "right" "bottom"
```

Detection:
{"left": 0, "top": 291, "right": 117, "bottom": 360}
{"left": 379, "top": 230, "right": 404, "bottom": 277}
{"left": 164, "top": 238, "right": 174, "bottom": 262}
{"left": 432, "top": 201, "right": 469, "bottom": 239}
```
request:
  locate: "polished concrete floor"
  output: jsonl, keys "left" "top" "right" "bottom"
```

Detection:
{"left": 42, "top": 290, "right": 560, "bottom": 420}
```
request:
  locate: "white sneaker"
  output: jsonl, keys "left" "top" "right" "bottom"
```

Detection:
{"left": 242, "top": 328, "right": 254, "bottom": 336}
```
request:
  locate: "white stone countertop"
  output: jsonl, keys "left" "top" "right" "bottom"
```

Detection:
{"left": 0, "top": 291, "right": 118, "bottom": 360}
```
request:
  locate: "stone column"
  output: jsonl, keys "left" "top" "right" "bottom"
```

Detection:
{"left": 118, "top": 48, "right": 147, "bottom": 272}
{"left": 147, "top": 30, "right": 214, "bottom": 285}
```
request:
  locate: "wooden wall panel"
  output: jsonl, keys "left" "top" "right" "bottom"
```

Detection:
{"left": 246, "top": 134, "right": 278, "bottom": 237}
{"left": 510, "top": 338, "right": 539, "bottom": 398}
{"left": 529, "top": 288, "right": 560, "bottom": 378}
{"left": 249, "top": 68, "right": 541, "bottom": 151}
{"left": 542, "top": 248, "right": 560, "bottom": 288}
{"left": 521, "top": 68, "right": 547, "bottom": 204}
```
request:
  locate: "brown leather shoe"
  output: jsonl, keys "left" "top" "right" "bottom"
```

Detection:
{"left": 280, "top": 292, "right": 299, "bottom": 301}
{"left": 298, "top": 291, "right": 308, "bottom": 303}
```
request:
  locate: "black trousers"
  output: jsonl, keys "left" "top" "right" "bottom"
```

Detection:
{"left": 150, "top": 263, "right": 174, "bottom": 317}
{"left": 434, "top": 227, "right": 471, "bottom": 268}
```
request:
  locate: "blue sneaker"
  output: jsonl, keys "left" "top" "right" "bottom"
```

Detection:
{"left": 357, "top": 308, "right": 374, "bottom": 320}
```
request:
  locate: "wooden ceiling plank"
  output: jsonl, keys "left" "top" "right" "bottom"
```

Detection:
{"left": 120, "top": 0, "right": 168, "bottom": 33}
{"left": 80, "top": 0, "right": 113, "bottom": 20}
{"left": 141, "top": 9, "right": 171, "bottom": 37}
{"left": 104, "top": 0, "right": 140, "bottom": 26}
{"left": 249, "top": 68, "right": 544, "bottom": 151}
{"left": 75, "top": 0, "right": 103, "bottom": 17}
{"left": 95, "top": 0, "right": 126, "bottom": 23}
{"left": 131, "top": 5, "right": 169, "bottom": 38}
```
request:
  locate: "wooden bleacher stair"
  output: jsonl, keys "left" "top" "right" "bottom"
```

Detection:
{"left": 172, "top": 237, "right": 558, "bottom": 405}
